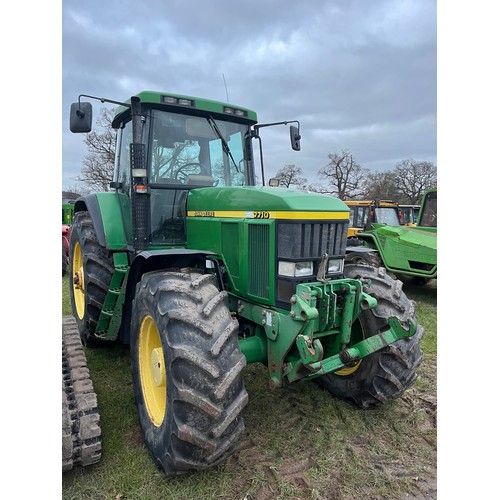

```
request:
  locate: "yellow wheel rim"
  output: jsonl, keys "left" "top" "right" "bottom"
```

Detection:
{"left": 72, "top": 242, "right": 85, "bottom": 320}
{"left": 335, "top": 321, "right": 363, "bottom": 376}
{"left": 336, "top": 360, "right": 362, "bottom": 376}
{"left": 138, "top": 315, "right": 166, "bottom": 427}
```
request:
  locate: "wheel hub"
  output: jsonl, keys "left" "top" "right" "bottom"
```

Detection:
{"left": 73, "top": 269, "right": 84, "bottom": 292}
{"left": 151, "top": 348, "right": 165, "bottom": 387}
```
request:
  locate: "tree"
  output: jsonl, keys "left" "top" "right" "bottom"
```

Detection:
{"left": 393, "top": 159, "right": 437, "bottom": 204}
{"left": 77, "top": 107, "right": 117, "bottom": 191}
{"left": 310, "top": 150, "right": 368, "bottom": 200}
{"left": 362, "top": 170, "right": 398, "bottom": 201}
{"left": 274, "top": 164, "right": 307, "bottom": 188}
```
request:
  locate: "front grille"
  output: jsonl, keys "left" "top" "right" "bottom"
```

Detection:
{"left": 276, "top": 220, "right": 348, "bottom": 308}
{"left": 277, "top": 221, "right": 348, "bottom": 259}
{"left": 248, "top": 224, "right": 269, "bottom": 298}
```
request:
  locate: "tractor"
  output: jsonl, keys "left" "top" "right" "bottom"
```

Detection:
{"left": 345, "top": 192, "right": 437, "bottom": 284}
{"left": 345, "top": 199, "right": 401, "bottom": 242}
{"left": 66, "top": 90, "right": 423, "bottom": 475}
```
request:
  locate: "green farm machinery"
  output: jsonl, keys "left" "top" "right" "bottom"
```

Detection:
{"left": 65, "top": 90, "right": 423, "bottom": 475}
{"left": 345, "top": 190, "right": 437, "bottom": 285}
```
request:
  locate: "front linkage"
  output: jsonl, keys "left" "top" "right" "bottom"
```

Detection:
{"left": 235, "top": 275, "right": 417, "bottom": 388}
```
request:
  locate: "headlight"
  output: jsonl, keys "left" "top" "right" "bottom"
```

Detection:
{"left": 278, "top": 261, "right": 314, "bottom": 277}
{"left": 328, "top": 258, "right": 344, "bottom": 273}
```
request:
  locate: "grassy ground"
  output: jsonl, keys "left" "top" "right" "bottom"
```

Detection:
{"left": 62, "top": 276, "right": 437, "bottom": 500}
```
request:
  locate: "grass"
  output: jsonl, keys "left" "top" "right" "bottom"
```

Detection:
{"left": 62, "top": 276, "right": 437, "bottom": 500}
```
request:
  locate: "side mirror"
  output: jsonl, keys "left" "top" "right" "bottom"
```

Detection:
{"left": 70, "top": 101, "right": 93, "bottom": 133}
{"left": 290, "top": 125, "right": 301, "bottom": 151}
{"left": 268, "top": 178, "right": 280, "bottom": 187}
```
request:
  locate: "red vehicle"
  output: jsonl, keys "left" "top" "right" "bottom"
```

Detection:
{"left": 62, "top": 224, "right": 71, "bottom": 275}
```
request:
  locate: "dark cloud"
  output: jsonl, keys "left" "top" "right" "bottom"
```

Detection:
{"left": 62, "top": 0, "right": 436, "bottom": 188}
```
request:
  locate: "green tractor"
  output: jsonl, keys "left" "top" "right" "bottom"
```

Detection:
{"left": 345, "top": 190, "right": 437, "bottom": 285}
{"left": 67, "top": 90, "right": 423, "bottom": 475}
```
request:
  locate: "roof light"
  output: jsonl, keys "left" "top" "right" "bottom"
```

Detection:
{"left": 162, "top": 96, "right": 178, "bottom": 104}
{"left": 223, "top": 106, "right": 248, "bottom": 117}
{"left": 161, "top": 95, "right": 195, "bottom": 107}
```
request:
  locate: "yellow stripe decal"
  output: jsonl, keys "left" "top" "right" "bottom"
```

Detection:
{"left": 187, "top": 210, "right": 349, "bottom": 220}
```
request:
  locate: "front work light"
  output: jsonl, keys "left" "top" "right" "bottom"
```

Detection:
{"left": 278, "top": 261, "right": 314, "bottom": 277}
{"left": 328, "top": 258, "right": 344, "bottom": 274}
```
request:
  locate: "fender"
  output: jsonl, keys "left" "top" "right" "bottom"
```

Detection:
{"left": 120, "top": 248, "right": 216, "bottom": 344}
{"left": 74, "top": 193, "right": 129, "bottom": 250}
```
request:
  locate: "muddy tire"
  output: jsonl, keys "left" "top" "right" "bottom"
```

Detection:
{"left": 62, "top": 245, "right": 68, "bottom": 276}
{"left": 69, "top": 211, "right": 114, "bottom": 346}
{"left": 318, "top": 265, "right": 424, "bottom": 407}
{"left": 395, "top": 273, "right": 431, "bottom": 286}
{"left": 345, "top": 249, "right": 383, "bottom": 268}
{"left": 130, "top": 270, "right": 248, "bottom": 475}
{"left": 62, "top": 316, "right": 102, "bottom": 472}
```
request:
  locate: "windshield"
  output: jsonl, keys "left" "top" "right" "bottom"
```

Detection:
{"left": 374, "top": 207, "right": 401, "bottom": 225}
{"left": 419, "top": 192, "right": 437, "bottom": 227}
{"left": 149, "top": 110, "right": 252, "bottom": 187}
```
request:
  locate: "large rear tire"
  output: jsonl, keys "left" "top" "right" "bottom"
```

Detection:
{"left": 69, "top": 211, "right": 114, "bottom": 346}
{"left": 318, "top": 265, "right": 424, "bottom": 407}
{"left": 130, "top": 270, "right": 248, "bottom": 475}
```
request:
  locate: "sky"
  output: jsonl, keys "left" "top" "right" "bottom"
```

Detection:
{"left": 61, "top": 0, "right": 437, "bottom": 191}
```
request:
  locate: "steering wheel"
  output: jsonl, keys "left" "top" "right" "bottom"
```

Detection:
{"left": 174, "top": 162, "right": 206, "bottom": 183}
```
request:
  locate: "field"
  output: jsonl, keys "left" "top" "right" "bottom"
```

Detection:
{"left": 62, "top": 277, "right": 437, "bottom": 500}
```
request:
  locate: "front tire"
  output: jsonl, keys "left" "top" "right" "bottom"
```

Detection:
{"left": 69, "top": 211, "right": 114, "bottom": 346}
{"left": 345, "top": 250, "right": 382, "bottom": 268}
{"left": 130, "top": 270, "right": 248, "bottom": 475}
{"left": 318, "top": 265, "right": 424, "bottom": 407}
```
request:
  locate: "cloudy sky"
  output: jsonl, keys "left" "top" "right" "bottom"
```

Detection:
{"left": 62, "top": 0, "right": 436, "bottom": 190}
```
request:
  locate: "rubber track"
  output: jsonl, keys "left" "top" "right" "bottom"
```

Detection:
{"left": 62, "top": 316, "right": 102, "bottom": 471}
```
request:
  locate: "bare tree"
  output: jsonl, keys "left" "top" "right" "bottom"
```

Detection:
{"left": 77, "top": 108, "right": 117, "bottom": 191}
{"left": 393, "top": 159, "right": 437, "bottom": 204}
{"left": 362, "top": 170, "right": 398, "bottom": 201}
{"left": 274, "top": 164, "right": 307, "bottom": 188}
{"left": 310, "top": 150, "right": 368, "bottom": 200}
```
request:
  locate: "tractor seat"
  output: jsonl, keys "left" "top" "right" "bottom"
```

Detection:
{"left": 185, "top": 175, "right": 216, "bottom": 187}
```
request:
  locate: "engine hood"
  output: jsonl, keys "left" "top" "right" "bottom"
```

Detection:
{"left": 186, "top": 186, "right": 350, "bottom": 220}
{"left": 370, "top": 223, "right": 437, "bottom": 251}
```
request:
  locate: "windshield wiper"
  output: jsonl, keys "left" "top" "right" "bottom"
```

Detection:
{"left": 206, "top": 116, "right": 240, "bottom": 173}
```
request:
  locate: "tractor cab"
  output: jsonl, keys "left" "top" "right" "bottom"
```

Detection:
{"left": 114, "top": 107, "right": 254, "bottom": 246}
{"left": 345, "top": 200, "right": 400, "bottom": 239}
{"left": 417, "top": 188, "right": 437, "bottom": 228}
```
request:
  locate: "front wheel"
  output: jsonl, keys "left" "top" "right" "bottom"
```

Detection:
{"left": 318, "top": 265, "right": 424, "bottom": 407}
{"left": 395, "top": 273, "right": 431, "bottom": 286}
{"left": 130, "top": 270, "right": 248, "bottom": 475}
{"left": 345, "top": 250, "right": 382, "bottom": 268}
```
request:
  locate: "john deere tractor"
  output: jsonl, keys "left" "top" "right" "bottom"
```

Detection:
{"left": 67, "top": 91, "right": 423, "bottom": 475}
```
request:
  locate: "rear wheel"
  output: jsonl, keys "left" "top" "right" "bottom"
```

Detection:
{"left": 69, "top": 211, "right": 114, "bottom": 346}
{"left": 130, "top": 270, "right": 248, "bottom": 475}
{"left": 318, "top": 264, "right": 424, "bottom": 407}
